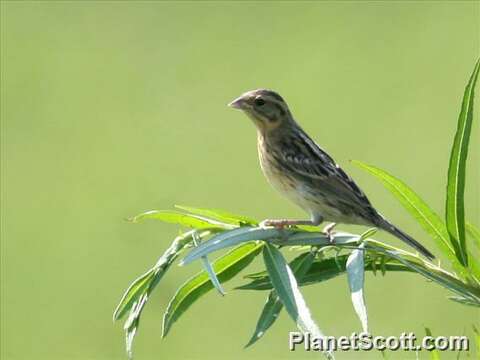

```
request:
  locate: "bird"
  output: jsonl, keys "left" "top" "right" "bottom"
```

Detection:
{"left": 228, "top": 88, "right": 434, "bottom": 260}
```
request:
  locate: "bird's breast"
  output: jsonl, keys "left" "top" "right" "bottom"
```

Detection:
{"left": 258, "top": 138, "right": 313, "bottom": 211}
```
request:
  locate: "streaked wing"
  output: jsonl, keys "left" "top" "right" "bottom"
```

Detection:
{"left": 274, "top": 129, "right": 376, "bottom": 217}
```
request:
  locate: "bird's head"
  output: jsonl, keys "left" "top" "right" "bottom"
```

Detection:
{"left": 228, "top": 89, "right": 292, "bottom": 133}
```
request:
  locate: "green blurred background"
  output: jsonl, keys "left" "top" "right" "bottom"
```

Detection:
{"left": 1, "top": 1, "right": 479, "bottom": 359}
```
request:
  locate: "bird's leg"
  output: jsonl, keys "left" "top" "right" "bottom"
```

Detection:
{"left": 322, "top": 222, "right": 337, "bottom": 243}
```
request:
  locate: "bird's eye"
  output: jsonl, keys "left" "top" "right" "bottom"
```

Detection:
{"left": 254, "top": 98, "right": 265, "bottom": 107}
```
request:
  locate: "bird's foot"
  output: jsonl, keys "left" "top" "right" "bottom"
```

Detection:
{"left": 260, "top": 219, "right": 292, "bottom": 229}
{"left": 322, "top": 222, "right": 337, "bottom": 243}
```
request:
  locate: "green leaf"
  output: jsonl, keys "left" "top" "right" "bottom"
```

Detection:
{"left": 448, "top": 296, "right": 480, "bottom": 308}
{"left": 124, "top": 293, "right": 148, "bottom": 360}
{"left": 245, "top": 285, "right": 284, "bottom": 347}
{"left": 365, "top": 243, "right": 480, "bottom": 305}
{"left": 358, "top": 228, "right": 378, "bottom": 242}
{"left": 446, "top": 59, "right": 480, "bottom": 267}
{"left": 127, "top": 210, "right": 234, "bottom": 229}
{"left": 180, "top": 227, "right": 293, "bottom": 266}
{"left": 352, "top": 161, "right": 457, "bottom": 263}
{"left": 114, "top": 229, "right": 199, "bottom": 322}
{"left": 424, "top": 327, "right": 441, "bottom": 360}
{"left": 262, "top": 243, "right": 334, "bottom": 359}
{"left": 344, "top": 228, "right": 375, "bottom": 332}
{"left": 246, "top": 251, "right": 316, "bottom": 347}
{"left": 239, "top": 253, "right": 348, "bottom": 291}
{"left": 277, "top": 231, "right": 355, "bottom": 246}
{"left": 175, "top": 205, "right": 257, "bottom": 225}
{"left": 162, "top": 242, "right": 263, "bottom": 337}
{"left": 192, "top": 232, "right": 225, "bottom": 296}
{"left": 199, "top": 255, "right": 225, "bottom": 296}
{"left": 124, "top": 263, "right": 173, "bottom": 360}
{"left": 113, "top": 268, "right": 155, "bottom": 321}
{"left": 115, "top": 229, "right": 199, "bottom": 358}
{"left": 301, "top": 255, "right": 357, "bottom": 286}
{"left": 346, "top": 243, "right": 368, "bottom": 333}
{"left": 446, "top": 60, "right": 480, "bottom": 267}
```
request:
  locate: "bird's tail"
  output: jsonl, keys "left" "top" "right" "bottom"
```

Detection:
{"left": 376, "top": 217, "right": 435, "bottom": 260}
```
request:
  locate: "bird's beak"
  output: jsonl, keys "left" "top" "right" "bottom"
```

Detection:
{"left": 228, "top": 96, "right": 247, "bottom": 110}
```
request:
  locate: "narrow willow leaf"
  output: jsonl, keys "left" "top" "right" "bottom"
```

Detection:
{"left": 446, "top": 59, "right": 480, "bottom": 267}
{"left": 262, "top": 243, "right": 334, "bottom": 359}
{"left": 127, "top": 210, "right": 235, "bottom": 229}
{"left": 346, "top": 243, "right": 368, "bottom": 333}
{"left": 114, "top": 229, "right": 199, "bottom": 322}
{"left": 192, "top": 232, "right": 225, "bottom": 296}
{"left": 278, "top": 231, "right": 359, "bottom": 247}
{"left": 242, "top": 250, "right": 319, "bottom": 282}
{"left": 241, "top": 253, "right": 352, "bottom": 291}
{"left": 352, "top": 161, "right": 457, "bottom": 262}
{"left": 424, "top": 328, "right": 441, "bottom": 360}
{"left": 124, "top": 263, "right": 173, "bottom": 360}
{"left": 200, "top": 255, "right": 225, "bottom": 295}
{"left": 359, "top": 228, "right": 377, "bottom": 242}
{"left": 243, "top": 253, "right": 323, "bottom": 282}
{"left": 124, "top": 292, "right": 149, "bottom": 360}
{"left": 302, "top": 255, "right": 361, "bottom": 287}
{"left": 125, "top": 325, "right": 136, "bottom": 360}
{"left": 180, "top": 227, "right": 292, "bottom": 266}
{"left": 448, "top": 296, "right": 480, "bottom": 308}
{"left": 175, "top": 205, "right": 257, "bottom": 225}
{"left": 116, "top": 229, "right": 199, "bottom": 358}
{"left": 365, "top": 243, "right": 480, "bottom": 305}
{"left": 243, "top": 269, "right": 269, "bottom": 280}
{"left": 379, "top": 256, "right": 388, "bottom": 276}
{"left": 239, "top": 254, "right": 349, "bottom": 291}
{"left": 113, "top": 269, "right": 155, "bottom": 321}
{"left": 246, "top": 290, "right": 283, "bottom": 348}
{"left": 246, "top": 252, "right": 316, "bottom": 347}
{"left": 162, "top": 242, "right": 263, "bottom": 337}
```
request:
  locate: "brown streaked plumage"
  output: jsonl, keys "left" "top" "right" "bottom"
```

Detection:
{"left": 228, "top": 88, "right": 434, "bottom": 260}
